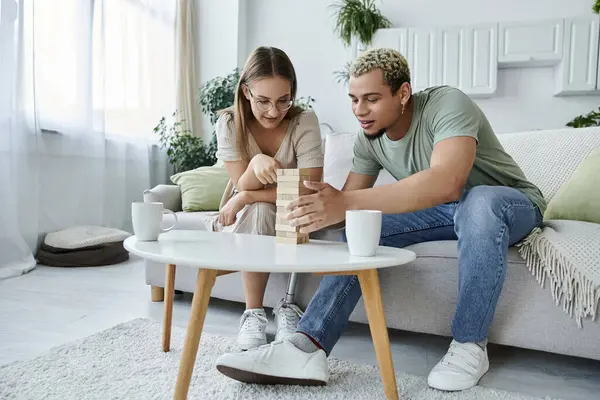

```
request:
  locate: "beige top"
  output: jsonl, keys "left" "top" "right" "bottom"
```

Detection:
{"left": 215, "top": 110, "right": 325, "bottom": 209}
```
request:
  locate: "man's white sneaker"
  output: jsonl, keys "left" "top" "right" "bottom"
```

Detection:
{"left": 216, "top": 339, "right": 329, "bottom": 386}
{"left": 427, "top": 340, "right": 489, "bottom": 391}
{"left": 273, "top": 299, "right": 304, "bottom": 342}
{"left": 236, "top": 308, "right": 268, "bottom": 351}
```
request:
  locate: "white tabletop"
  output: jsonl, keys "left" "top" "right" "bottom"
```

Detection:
{"left": 124, "top": 230, "right": 416, "bottom": 273}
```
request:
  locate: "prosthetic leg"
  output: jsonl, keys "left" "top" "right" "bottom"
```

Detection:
{"left": 284, "top": 272, "right": 299, "bottom": 304}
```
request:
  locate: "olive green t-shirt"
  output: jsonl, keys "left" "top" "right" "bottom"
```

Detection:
{"left": 351, "top": 85, "right": 547, "bottom": 214}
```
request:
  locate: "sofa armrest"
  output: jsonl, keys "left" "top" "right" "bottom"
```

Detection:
{"left": 143, "top": 184, "right": 182, "bottom": 212}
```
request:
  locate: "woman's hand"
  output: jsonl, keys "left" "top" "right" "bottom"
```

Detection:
{"left": 250, "top": 154, "right": 281, "bottom": 185}
{"left": 218, "top": 192, "right": 249, "bottom": 226}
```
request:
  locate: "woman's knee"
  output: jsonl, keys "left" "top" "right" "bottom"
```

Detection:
{"left": 245, "top": 202, "right": 276, "bottom": 235}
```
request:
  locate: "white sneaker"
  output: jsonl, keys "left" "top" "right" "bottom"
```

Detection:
{"left": 216, "top": 339, "right": 329, "bottom": 385}
{"left": 237, "top": 308, "right": 268, "bottom": 350}
{"left": 427, "top": 340, "right": 490, "bottom": 391}
{"left": 273, "top": 299, "right": 304, "bottom": 342}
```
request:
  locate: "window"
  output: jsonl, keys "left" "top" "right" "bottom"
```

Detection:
{"left": 26, "top": 0, "right": 176, "bottom": 139}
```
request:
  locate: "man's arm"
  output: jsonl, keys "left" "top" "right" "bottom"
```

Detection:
{"left": 342, "top": 172, "right": 378, "bottom": 192}
{"left": 344, "top": 136, "right": 476, "bottom": 213}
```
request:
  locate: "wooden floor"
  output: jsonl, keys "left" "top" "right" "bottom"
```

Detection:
{"left": 1, "top": 257, "right": 599, "bottom": 400}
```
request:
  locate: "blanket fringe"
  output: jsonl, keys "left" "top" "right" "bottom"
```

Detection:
{"left": 517, "top": 228, "right": 600, "bottom": 328}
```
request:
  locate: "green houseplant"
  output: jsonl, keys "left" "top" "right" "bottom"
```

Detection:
{"left": 330, "top": 1, "right": 391, "bottom": 86}
{"left": 329, "top": 0, "right": 392, "bottom": 48}
{"left": 153, "top": 111, "right": 217, "bottom": 174}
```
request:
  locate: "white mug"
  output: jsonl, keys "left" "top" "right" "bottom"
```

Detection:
{"left": 345, "top": 210, "right": 382, "bottom": 257}
{"left": 131, "top": 202, "right": 178, "bottom": 241}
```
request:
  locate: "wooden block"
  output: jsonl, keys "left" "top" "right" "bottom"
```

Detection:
{"left": 276, "top": 174, "right": 310, "bottom": 182}
{"left": 276, "top": 230, "right": 307, "bottom": 238}
{"left": 276, "top": 168, "right": 312, "bottom": 176}
{"left": 277, "top": 206, "right": 288, "bottom": 214}
{"left": 276, "top": 198, "right": 294, "bottom": 207}
{"left": 277, "top": 181, "right": 304, "bottom": 188}
{"left": 276, "top": 193, "right": 298, "bottom": 201}
{"left": 275, "top": 223, "right": 299, "bottom": 232}
{"left": 276, "top": 216, "right": 290, "bottom": 225}
{"left": 276, "top": 235, "right": 309, "bottom": 244}
{"left": 277, "top": 186, "right": 313, "bottom": 195}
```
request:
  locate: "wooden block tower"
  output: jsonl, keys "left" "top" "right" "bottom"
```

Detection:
{"left": 275, "top": 168, "right": 313, "bottom": 244}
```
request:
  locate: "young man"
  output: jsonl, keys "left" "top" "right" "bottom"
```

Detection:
{"left": 215, "top": 48, "right": 546, "bottom": 391}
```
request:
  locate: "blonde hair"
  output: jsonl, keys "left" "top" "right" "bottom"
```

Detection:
{"left": 350, "top": 48, "right": 411, "bottom": 94}
{"left": 220, "top": 46, "right": 304, "bottom": 163}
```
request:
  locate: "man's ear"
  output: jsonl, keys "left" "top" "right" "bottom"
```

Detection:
{"left": 399, "top": 82, "right": 412, "bottom": 107}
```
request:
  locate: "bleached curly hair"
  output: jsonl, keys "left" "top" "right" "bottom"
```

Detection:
{"left": 349, "top": 48, "right": 411, "bottom": 94}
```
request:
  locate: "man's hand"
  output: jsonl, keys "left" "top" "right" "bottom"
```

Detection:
{"left": 285, "top": 181, "right": 347, "bottom": 234}
{"left": 218, "top": 192, "right": 248, "bottom": 226}
{"left": 250, "top": 154, "right": 281, "bottom": 185}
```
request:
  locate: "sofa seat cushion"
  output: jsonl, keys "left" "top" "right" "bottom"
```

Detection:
{"left": 405, "top": 240, "right": 525, "bottom": 264}
{"left": 162, "top": 211, "right": 216, "bottom": 231}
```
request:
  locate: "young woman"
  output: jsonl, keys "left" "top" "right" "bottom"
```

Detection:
{"left": 210, "top": 46, "right": 324, "bottom": 350}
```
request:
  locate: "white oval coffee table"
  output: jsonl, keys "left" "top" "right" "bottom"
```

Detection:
{"left": 124, "top": 230, "right": 416, "bottom": 400}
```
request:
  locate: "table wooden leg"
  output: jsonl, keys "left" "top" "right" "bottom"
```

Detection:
{"left": 162, "top": 263, "right": 176, "bottom": 352}
{"left": 358, "top": 269, "right": 399, "bottom": 400}
{"left": 174, "top": 268, "right": 217, "bottom": 400}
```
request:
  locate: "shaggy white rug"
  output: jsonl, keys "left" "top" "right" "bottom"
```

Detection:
{"left": 0, "top": 318, "right": 560, "bottom": 400}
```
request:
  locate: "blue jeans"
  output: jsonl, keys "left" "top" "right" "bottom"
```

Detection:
{"left": 297, "top": 185, "right": 543, "bottom": 355}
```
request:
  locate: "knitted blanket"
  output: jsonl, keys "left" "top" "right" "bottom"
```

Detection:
{"left": 517, "top": 220, "right": 600, "bottom": 327}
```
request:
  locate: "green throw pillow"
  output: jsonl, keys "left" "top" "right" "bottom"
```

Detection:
{"left": 544, "top": 148, "right": 600, "bottom": 223}
{"left": 170, "top": 166, "right": 230, "bottom": 212}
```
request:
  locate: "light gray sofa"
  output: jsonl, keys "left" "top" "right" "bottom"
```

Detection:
{"left": 143, "top": 126, "right": 600, "bottom": 361}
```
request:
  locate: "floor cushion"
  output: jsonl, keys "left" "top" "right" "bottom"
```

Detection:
{"left": 36, "top": 226, "right": 131, "bottom": 267}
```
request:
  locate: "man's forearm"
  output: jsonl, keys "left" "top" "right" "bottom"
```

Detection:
{"left": 344, "top": 167, "right": 461, "bottom": 214}
{"left": 240, "top": 187, "right": 277, "bottom": 205}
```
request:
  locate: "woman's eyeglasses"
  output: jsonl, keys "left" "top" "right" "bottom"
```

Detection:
{"left": 247, "top": 87, "right": 293, "bottom": 112}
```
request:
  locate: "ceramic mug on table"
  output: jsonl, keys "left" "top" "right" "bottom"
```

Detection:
{"left": 131, "top": 202, "right": 178, "bottom": 241}
{"left": 345, "top": 210, "right": 382, "bottom": 257}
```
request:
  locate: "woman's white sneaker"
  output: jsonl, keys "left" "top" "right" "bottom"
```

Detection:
{"left": 236, "top": 308, "right": 268, "bottom": 350}
{"left": 427, "top": 340, "right": 489, "bottom": 391}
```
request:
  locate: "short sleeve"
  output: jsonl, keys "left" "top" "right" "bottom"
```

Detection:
{"left": 293, "top": 111, "right": 325, "bottom": 169}
{"left": 430, "top": 88, "right": 481, "bottom": 145}
{"left": 215, "top": 113, "right": 241, "bottom": 162}
{"left": 350, "top": 132, "right": 381, "bottom": 176}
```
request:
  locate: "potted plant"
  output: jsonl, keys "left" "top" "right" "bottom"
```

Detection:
{"left": 330, "top": 0, "right": 392, "bottom": 52}
{"left": 153, "top": 111, "right": 217, "bottom": 174}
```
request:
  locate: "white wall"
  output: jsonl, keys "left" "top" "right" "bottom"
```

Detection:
{"left": 196, "top": 0, "right": 244, "bottom": 140}
{"left": 242, "top": 0, "right": 600, "bottom": 134}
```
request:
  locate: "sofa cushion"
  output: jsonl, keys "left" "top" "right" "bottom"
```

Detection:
{"left": 543, "top": 148, "right": 600, "bottom": 223}
{"left": 170, "top": 166, "right": 230, "bottom": 212}
{"left": 405, "top": 240, "right": 525, "bottom": 264}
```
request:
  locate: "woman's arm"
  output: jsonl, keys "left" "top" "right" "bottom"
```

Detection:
{"left": 240, "top": 166, "right": 323, "bottom": 205}
{"left": 223, "top": 159, "right": 264, "bottom": 192}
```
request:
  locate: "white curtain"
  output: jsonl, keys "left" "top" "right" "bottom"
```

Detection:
{"left": 176, "top": 0, "right": 202, "bottom": 137}
{"left": 0, "top": 0, "right": 174, "bottom": 279}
